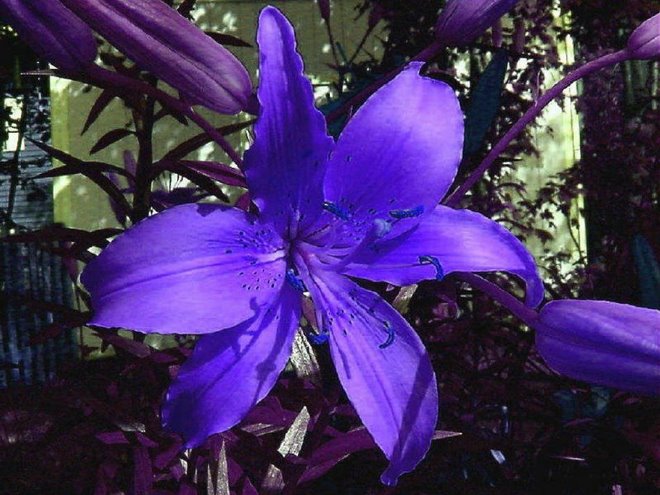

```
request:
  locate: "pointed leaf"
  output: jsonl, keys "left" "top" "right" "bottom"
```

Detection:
{"left": 632, "top": 234, "right": 660, "bottom": 309}
{"left": 153, "top": 161, "right": 232, "bottom": 201}
{"left": 29, "top": 140, "right": 133, "bottom": 178}
{"left": 153, "top": 103, "right": 189, "bottom": 126}
{"left": 178, "top": 160, "right": 247, "bottom": 187}
{"left": 90, "top": 128, "right": 135, "bottom": 155}
{"left": 464, "top": 48, "right": 509, "bottom": 156}
{"left": 161, "top": 120, "right": 253, "bottom": 162}
{"left": 205, "top": 31, "right": 253, "bottom": 48}
{"left": 82, "top": 89, "right": 118, "bottom": 135}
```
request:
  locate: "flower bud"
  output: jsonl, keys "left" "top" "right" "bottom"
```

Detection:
{"left": 0, "top": 0, "right": 97, "bottom": 73}
{"left": 627, "top": 13, "right": 660, "bottom": 60}
{"left": 60, "top": 0, "right": 252, "bottom": 114}
{"left": 435, "top": 0, "right": 519, "bottom": 47}
{"left": 535, "top": 300, "right": 660, "bottom": 396}
{"left": 317, "top": 0, "right": 331, "bottom": 22}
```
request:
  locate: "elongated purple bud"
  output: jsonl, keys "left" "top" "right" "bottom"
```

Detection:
{"left": 60, "top": 0, "right": 252, "bottom": 114}
{"left": 317, "top": 0, "right": 331, "bottom": 22}
{"left": 535, "top": 300, "right": 660, "bottom": 396}
{"left": 435, "top": 0, "right": 519, "bottom": 47}
{"left": 0, "top": 0, "right": 96, "bottom": 72}
{"left": 627, "top": 13, "right": 660, "bottom": 60}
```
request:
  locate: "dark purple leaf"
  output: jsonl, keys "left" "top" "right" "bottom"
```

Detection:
{"left": 94, "top": 331, "right": 151, "bottom": 358}
{"left": 82, "top": 89, "right": 118, "bottom": 135}
{"left": 161, "top": 120, "right": 253, "bottom": 162}
{"left": 133, "top": 445, "right": 153, "bottom": 495}
{"left": 205, "top": 31, "right": 253, "bottom": 48}
{"left": 153, "top": 161, "right": 231, "bottom": 201}
{"left": 151, "top": 187, "right": 209, "bottom": 211}
{"left": 241, "top": 478, "right": 258, "bottom": 495}
{"left": 136, "top": 432, "right": 159, "bottom": 448}
{"left": 153, "top": 440, "right": 184, "bottom": 470}
{"left": 29, "top": 318, "right": 88, "bottom": 345}
{"left": 1, "top": 225, "right": 119, "bottom": 245}
{"left": 28, "top": 140, "right": 133, "bottom": 178}
{"left": 90, "top": 128, "right": 135, "bottom": 155}
{"left": 96, "top": 431, "right": 130, "bottom": 445}
{"left": 298, "top": 427, "right": 374, "bottom": 483}
{"left": 154, "top": 104, "right": 189, "bottom": 126}
{"left": 178, "top": 160, "right": 247, "bottom": 187}
{"left": 33, "top": 167, "right": 132, "bottom": 221}
{"left": 177, "top": 482, "right": 197, "bottom": 495}
{"left": 177, "top": 0, "right": 196, "bottom": 17}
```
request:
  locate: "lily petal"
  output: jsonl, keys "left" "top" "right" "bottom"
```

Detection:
{"left": 81, "top": 204, "right": 287, "bottom": 334}
{"left": 536, "top": 300, "right": 660, "bottom": 395}
{"left": 244, "top": 6, "right": 334, "bottom": 236}
{"left": 319, "top": 63, "right": 463, "bottom": 242}
{"left": 162, "top": 286, "right": 302, "bottom": 447}
{"left": 344, "top": 205, "right": 544, "bottom": 307}
{"left": 311, "top": 273, "right": 438, "bottom": 486}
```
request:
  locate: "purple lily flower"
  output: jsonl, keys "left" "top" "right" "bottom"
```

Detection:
{"left": 81, "top": 6, "right": 542, "bottom": 484}
{"left": 59, "top": 0, "right": 252, "bottom": 114}
{"left": 535, "top": 300, "right": 660, "bottom": 396}
{"left": 0, "top": 0, "right": 97, "bottom": 73}
{"left": 627, "top": 12, "right": 660, "bottom": 60}
{"left": 435, "top": 0, "right": 519, "bottom": 47}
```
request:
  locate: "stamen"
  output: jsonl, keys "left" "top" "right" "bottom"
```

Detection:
{"left": 379, "top": 321, "right": 395, "bottom": 349}
{"left": 419, "top": 255, "right": 444, "bottom": 280}
{"left": 285, "top": 268, "right": 307, "bottom": 292}
{"left": 322, "top": 201, "right": 350, "bottom": 220}
{"left": 389, "top": 205, "right": 424, "bottom": 219}
{"left": 307, "top": 331, "right": 329, "bottom": 345}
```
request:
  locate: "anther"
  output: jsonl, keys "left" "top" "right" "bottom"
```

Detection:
{"left": 322, "top": 201, "right": 350, "bottom": 220}
{"left": 389, "top": 205, "right": 424, "bottom": 219}
{"left": 379, "top": 321, "right": 395, "bottom": 349}
{"left": 419, "top": 255, "right": 444, "bottom": 280}
{"left": 285, "top": 268, "right": 307, "bottom": 292}
{"left": 307, "top": 331, "right": 329, "bottom": 345}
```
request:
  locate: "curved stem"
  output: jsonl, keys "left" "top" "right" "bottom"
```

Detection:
{"left": 457, "top": 272, "right": 538, "bottom": 327}
{"left": 326, "top": 40, "right": 445, "bottom": 123}
{"left": 86, "top": 65, "right": 244, "bottom": 168}
{"left": 444, "top": 49, "right": 631, "bottom": 207}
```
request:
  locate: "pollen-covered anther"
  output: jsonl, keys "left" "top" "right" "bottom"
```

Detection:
{"left": 322, "top": 200, "right": 351, "bottom": 220}
{"left": 419, "top": 255, "right": 444, "bottom": 280}
{"left": 389, "top": 205, "right": 424, "bottom": 219}
{"left": 307, "top": 331, "right": 329, "bottom": 345}
{"left": 285, "top": 267, "right": 307, "bottom": 292}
